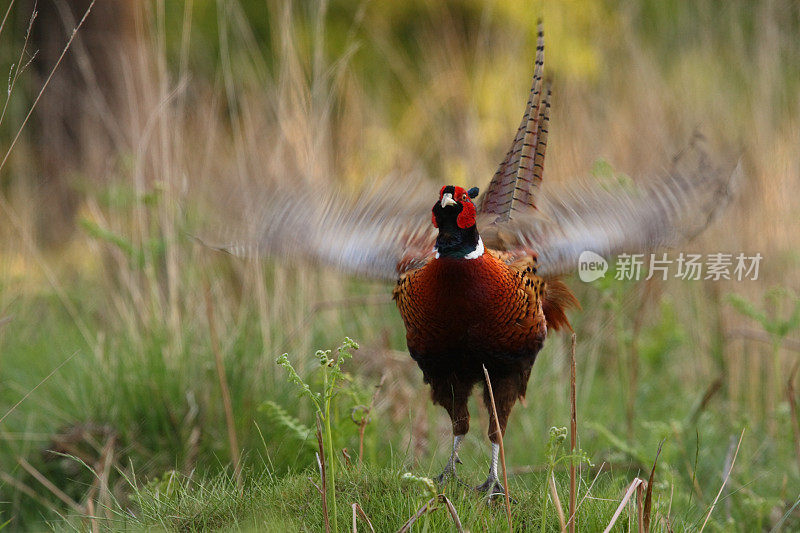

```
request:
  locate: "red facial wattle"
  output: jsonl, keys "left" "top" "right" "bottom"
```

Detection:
{"left": 432, "top": 185, "right": 478, "bottom": 229}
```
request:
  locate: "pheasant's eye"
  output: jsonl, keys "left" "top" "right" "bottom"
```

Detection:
{"left": 461, "top": 193, "right": 468, "bottom": 201}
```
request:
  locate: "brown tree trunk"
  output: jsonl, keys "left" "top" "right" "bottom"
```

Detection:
{"left": 28, "top": 0, "right": 139, "bottom": 247}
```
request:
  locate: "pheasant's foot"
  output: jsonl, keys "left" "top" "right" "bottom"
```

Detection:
{"left": 436, "top": 452, "right": 462, "bottom": 486}
{"left": 475, "top": 475, "right": 505, "bottom": 497}
{"left": 436, "top": 435, "right": 464, "bottom": 486}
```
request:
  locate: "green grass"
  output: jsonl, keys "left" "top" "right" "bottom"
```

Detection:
{"left": 2, "top": 274, "right": 797, "bottom": 531}
{"left": 82, "top": 463, "right": 682, "bottom": 532}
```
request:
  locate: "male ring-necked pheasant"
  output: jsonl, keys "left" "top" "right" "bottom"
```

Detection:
{"left": 209, "top": 24, "right": 738, "bottom": 496}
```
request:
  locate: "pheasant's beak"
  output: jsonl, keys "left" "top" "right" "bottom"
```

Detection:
{"left": 441, "top": 193, "right": 457, "bottom": 208}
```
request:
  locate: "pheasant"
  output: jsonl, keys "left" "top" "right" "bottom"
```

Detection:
{"left": 207, "top": 23, "right": 739, "bottom": 496}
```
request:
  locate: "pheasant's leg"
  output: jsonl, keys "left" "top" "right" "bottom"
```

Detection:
{"left": 429, "top": 376, "right": 472, "bottom": 486}
{"left": 436, "top": 434, "right": 464, "bottom": 484}
{"left": 475, "top": 442, "right": 503, "bottom": 495}
{"left": 477, "top": 370, "right": 522, "bottom": 496}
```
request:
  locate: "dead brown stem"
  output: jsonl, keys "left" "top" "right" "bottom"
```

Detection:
{"left": 548, "top": 472, "right": 566, "bottom": 531}
{"left": 569, "top": 332, "right": 577, "bottom": 533}
{"left": 18, "top": 457, "right": 83, "bottom": 513}
{"left": 688, "top": 376, "right": 724, "bottom": 425}
{"left": 440, "top": 495, "right": 465, "bottom": 532}
{"left": 204, "top": 286, "right": 242, "bottom": 489}
{"left": 395, "top": 494, "right": 463, "bottom": 533}
{"left": 643, "top": 440, "right": 664, "bottom": 533}
{"left": 636, "top": 482, "right": 646, "bottom": 533}
{"left": 482, "top": 364, "right": 512, "bottom": 531}
{"left": 603, "top": 477, "right": 644, "bottom": 533}
{"left": 396, "top": 497, "right": 436, "bottom": 533}
{"left": 352, "top": 502, "right": 375, "bottom": 533}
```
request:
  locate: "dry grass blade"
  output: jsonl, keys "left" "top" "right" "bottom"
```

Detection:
{"left": 204, "top": 286, "right": 241, "bottom": 489}
{"left": 643, "top": 440, "right": 665, "bottom": 533}
{"left": 352, "top": 502, "right": 375, "bottom": 533}
{"left": 0, "top": 0, "right": 15, "bottom": 39}
{"left": 566, "top": 463, "right": 605, "bottom": 528}
{"left": 0, "top": 0, "right": 95, "bottom": 173}
{"left": 548, "top": 472, "right": 566, "bottom": 531}
{"left": 440, "top": 495, "right": 465, "bottom": 533}
{"left": 569, "top": 332, "right": 577, "bottom": 533}
{"left": 482, "top": 364, "right": 513, "bottom": 531}
{"left": 18, "top": 457, "right": 83, "bottom": 513}
{"left": 768, "top": 495, "right": 800, "bottom": 533}
{"left": 603, "top": 477, "right": 645, "bottom": 533}
{"left": 0, "top": 315, "right": 12, "bottom": 328}
{"left": 396, "top": 497, "right": 436, "bottom": 533}
{"left": 0, "top": 471, "right": 51, "bottom": 509}
{"left": 699, "top": 429, "right": 745, "bottom": 532}
{"left": 0, "top": 351, "right": 77, "bottom": 425}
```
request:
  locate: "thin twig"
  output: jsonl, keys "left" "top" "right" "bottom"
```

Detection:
{"left": 0, "top": 1, "right": 16, "bottom": 40}
{"left": 352, "top": 374, "right": 385, "bottom": 464}
{"left": 0, "top": 471, "right": 51, "bottom": 509}
{"left": 482, "top": 364, "right": 512, "bottom": 531}
{"left": 0, "top": 0, "right": 96, "bottom": 174}
{"left": 569, "top": 332, "right": 578, "bottom": 533}
{"left": 603, "top": 477, "right": 645, "bottom": 533}
{"left": 440, "top": 495, "right": 465, "bottom": 532}
{"left": 566, "top": 461, "right": 606, "bottom": 528}
{"left": 643, "top": 440, "right": 665, "bottom": 533}
{"left": 352, "top": 502, "right": 375, "bottom": 533}
{"left": 396, "top": 497, "right": 436, "bottom": 533}
{"left": 204, "top": 286, "right": 241, "bottom": 488}
{"left": 0, "top": 351, "right": 77, "bottom": 425}
{"left": 699, "top": 429, "right": 745, "bottom": 532}
{"left": 18, "top": 457, "right": 83, "bottom": 513}
{"left": 548, "top": 472, "right": 566, "bottom": 531}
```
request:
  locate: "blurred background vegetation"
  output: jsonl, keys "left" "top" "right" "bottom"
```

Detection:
{"left": 0, "top": 0, "right": 798, "bottom": 530}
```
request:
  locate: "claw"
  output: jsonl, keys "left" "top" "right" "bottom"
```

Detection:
{"left": 436, "top": 463, "right": 458, "bottom": 486}
{"left": 475, "top": 476, "right": 504, "bottom": 496}
{"left": 476, "top": 477, "right": 516, "bottom": 503}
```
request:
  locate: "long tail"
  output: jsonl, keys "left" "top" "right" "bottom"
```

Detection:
{"left": 479, "top": 22, "right": 550, "bottom": 220}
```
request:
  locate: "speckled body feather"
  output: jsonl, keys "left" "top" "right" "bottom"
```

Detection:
{"left": 393, "top": 249, "right": 577, "bottom": 440}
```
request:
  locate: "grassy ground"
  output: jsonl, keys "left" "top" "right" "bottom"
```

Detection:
{"left": 1, "top": 1, "right": 800, "bottom": 531}
{"left": 103, "top": 465, "right": 682, "bottom": 532}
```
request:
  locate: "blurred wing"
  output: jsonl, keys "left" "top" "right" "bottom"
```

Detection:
{"left": 483, "top": 135, "right": 741, "bottom": 276}
{"left": 201, "top": 180, "right": 438, "bottom": 280}
{"left": 479, "top": 22, "right": 548, "bottom": 219}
